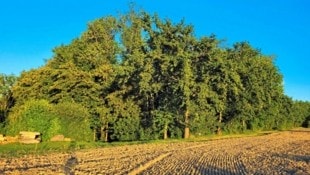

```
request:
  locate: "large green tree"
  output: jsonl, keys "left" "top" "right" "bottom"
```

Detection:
{"left": 226, "top": 42, "right": 284, "bottom": 131}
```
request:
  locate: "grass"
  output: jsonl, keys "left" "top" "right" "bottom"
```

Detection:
{"left": 1, "top": 128, "right": 302, "bottom": 158}
{"left": 0, "top": 142, "right": 70, "bottom": 157}
{"left": 0, "top": 141, "right": 100, "bottom": 157}
{"left": 0, "top": 140, "right": 146, "bottom": 158}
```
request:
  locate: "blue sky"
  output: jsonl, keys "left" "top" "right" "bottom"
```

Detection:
{"left": 0, "top": 0, "right": 309, "bottom": 101}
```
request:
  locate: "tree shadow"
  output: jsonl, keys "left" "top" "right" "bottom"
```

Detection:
{"left": 289, "top": 129, "right": 310, "bottom": 133}
{"left": 1, "top": 163, "right": 61, "bottom": 173}
{"left": 192, "top": 163, "right": 247, "bottom": 175}
{"left": 273, "top": 153, "right": 310, "bottom": 163}
{"left": 271, "top": 153, "right": 310, "bottom": 174}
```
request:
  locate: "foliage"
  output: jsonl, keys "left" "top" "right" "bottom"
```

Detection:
{"left": 0, "top": 74, "right": 17, "bottom": 124}
{"left": 6, "top": 100, "right": 58, "bottom": 141}
{"left": 3, "top": 7, "right": 310, "bottom": 143}
{"left": 103, "top": 94, "right": 141, "bottom": 141}
{"left": 5, "top": 100, "right": 93, "bottom": 142}
{"left": 53, "top": 102, "right": 93, "bottom": 141}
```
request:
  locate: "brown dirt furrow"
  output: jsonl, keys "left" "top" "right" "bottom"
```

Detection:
{"left": 128, "top": 152, "right": 171, "bottom": 175}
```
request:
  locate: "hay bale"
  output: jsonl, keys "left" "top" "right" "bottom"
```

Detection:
{"left": 0, "top": 134, "right": 5, "bottom": 142}
{"left": 5, "top": 136, "right": 18, "bottom": 143}
{"left": 50, "top": 135, "right": 65, "bottom": 141}
{"left": 64, "top": 138, "right": 72, "bottom": 142}
{"left": 19, "top": 131, "right": 41, "bottom": 144}
{"left": 19, "top": 131, "right": 40, "bottom": 139}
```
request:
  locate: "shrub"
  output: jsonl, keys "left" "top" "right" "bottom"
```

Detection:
{"left": 111, "top": 116, "right": 140, "bottom": 141}
{"left": 6, "top": 99, "right": 60, "bottom": 141}
{"left": 53, "top": 102, "right": 93, "bottom": 141}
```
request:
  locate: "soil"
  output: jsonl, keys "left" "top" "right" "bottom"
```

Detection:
{"left": 0, "top": 130, "right": 309, "bottom": 175}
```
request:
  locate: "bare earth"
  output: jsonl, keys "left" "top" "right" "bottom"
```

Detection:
{"left": 0, "top": 130, "right": 309, "bottom": 175}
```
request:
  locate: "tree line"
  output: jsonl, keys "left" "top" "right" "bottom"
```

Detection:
{"left": 1, "top": 9, "right": 309, "bottom": 142}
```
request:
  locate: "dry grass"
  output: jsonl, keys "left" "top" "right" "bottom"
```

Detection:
{"left": 0, "top": 130, "right": 309, "bottom": 175}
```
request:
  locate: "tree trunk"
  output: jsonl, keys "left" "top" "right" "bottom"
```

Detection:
{"left": 100, "top": 126, "right": 105, "bottom": 141}
{"left": 242, "top": 119, "right": 246, "bottom": 131}
{"left": 100, "top": 124, "right": 109, "bottom": 142}
{"left": 217, "top": 111, "right": 222, "bottom": 135}
{"left": 104, "top": 127, "right": 108, "bottom": 142}
{"left": 93, "top": 129, "right": 96, "bottom": 142}
{"left": 163, "top": 122, "right": 168, "bottom": 140}
{"left": 184, "top": 109, "right": 190, "bottom": 139}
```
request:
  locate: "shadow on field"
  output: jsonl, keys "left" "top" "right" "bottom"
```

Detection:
{"left": 289, "top": 130, "right": 310, "bottom": 133}
{"left": 1, "top": 163, "right": 58, "bottom": 173}
{"left": 289, "top": 127, "right": 310, "bottom": 132}
{"left": 193, "top": 164, "right": 247, "bottom": 175}
{"left": 272, "top": 153, "right": 310, "bottom": 174}
{"left": 273, "top": 153, "right": 310, "bottom": 163}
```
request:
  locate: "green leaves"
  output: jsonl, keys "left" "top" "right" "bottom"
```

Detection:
{"left": 53, "top": 102, "right": 93, "bottom": 141}
{"left": 0, "top": 74, "right": 17, "bottom": 123}
{"left": 6, "top": 100, "right": 57, "bottom": 141}
{"left": 6, "top": 100, "right": 93, "bottom": 141}
{"left": 3, "top": 8, "right": 307, "bottom": 142}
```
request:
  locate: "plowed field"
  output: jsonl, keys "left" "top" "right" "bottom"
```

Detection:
{"left": 0, "top": 130, "right": 309, "bottom": 175}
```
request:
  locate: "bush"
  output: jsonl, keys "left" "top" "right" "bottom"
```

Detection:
{"left": 169, "top": 125, "right": 183, "bottom": 139}
{"left": 6, "top": 99, "right": 60, "bottom": 141}
{"left": 6, "top": 100, "right": 93, "bottom": 142}
{"left": 53, "top": 102, "right": 93, "bottom": 142}
{"left": 0, "top": 122, "right": 5, "bottom": 134}
{"left": 190, "top": 113, "right": 218, "bottom": 135}
{"left": 224, "top": 122, "right": 243, "bottom": 134}
{"left": 302, "top": 116, "right": 310, "bottom": 128}
{"left": 138, "top": 127, "right": 156, "bottom": 141}
{"left": 111, "top": 116, "right": 140, "bottom": 141}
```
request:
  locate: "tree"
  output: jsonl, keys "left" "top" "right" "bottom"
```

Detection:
{"left": 12, "top": 67, "right": 53, "bottom": 105}
{"left": 12, "top": 17, "right": 119, "bottom": 141}
{"left": 100, "top": 92, "right": 140, "bottom": 141}
{"left": 204, "top": 47, "right": 242, "bottom": 134}
{"left": 0, "top": 74, "right": 17, "bottom": 123}
{"left": 190, "top": 36, "right": 222, "bottom": 135}
{"left": 227, "top": 42, "right": 284, "bottom": 131}
{"left": 148, "top": 18, "right": 197, "bottom": 138}
{"left": 152, "top": 110, "right": 173, "bottom": 139}
{"left": 291, "top": 100, "right": 310, "bottom": 128}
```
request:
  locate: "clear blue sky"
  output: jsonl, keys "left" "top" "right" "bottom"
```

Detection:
{"left": 0, "top": 0, "right": 309, "bottom": 101}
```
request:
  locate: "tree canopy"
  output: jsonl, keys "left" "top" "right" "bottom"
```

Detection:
{"left": 1, "top": 9, "right": 309, "bottom": 141}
